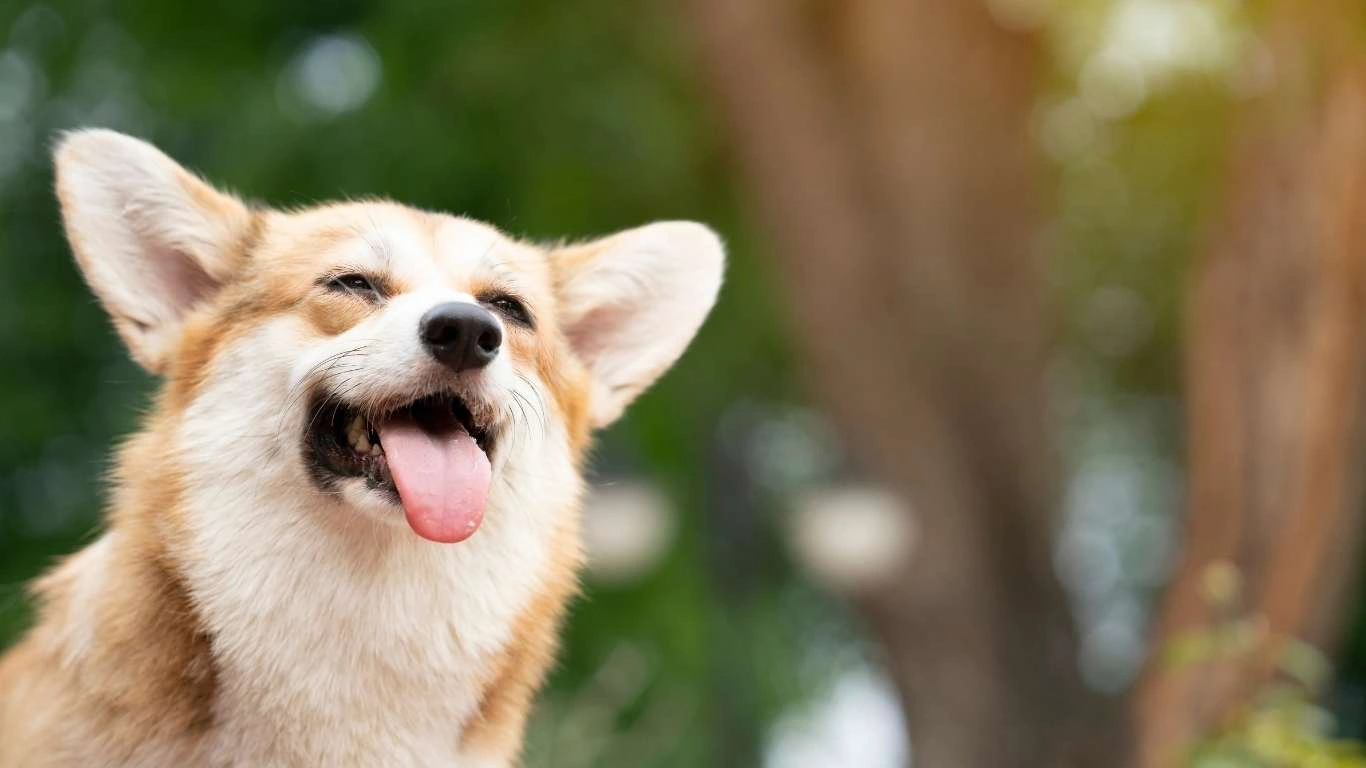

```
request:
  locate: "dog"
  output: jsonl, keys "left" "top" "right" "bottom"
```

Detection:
{"left": 0, "top": 129, "right": 723, "bottom": 766}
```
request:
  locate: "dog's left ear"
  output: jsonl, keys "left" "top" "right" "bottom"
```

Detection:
{"left": 55, "top": 129, "right": 254, "bottom": 373}
{"left": 552, "top": 221, "right": 724, "bottom": 428}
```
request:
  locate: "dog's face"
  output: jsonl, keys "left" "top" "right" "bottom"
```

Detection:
{"left": 54, "top": 130, "right": 723, "bottom": 544}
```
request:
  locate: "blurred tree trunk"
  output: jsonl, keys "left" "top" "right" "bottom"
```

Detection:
{"left": 682, "top": 1, "right": 1121, "bottom": 765}
{"left": 1134, "top": 5, "right": 1366, "bottom": 767}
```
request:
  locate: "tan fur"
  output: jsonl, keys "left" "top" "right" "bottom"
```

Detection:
{"left": 0, "top": 422, "right": 215, "bottom": 766}
{"left": 0, "top": 131, "right": 721, "bottom": 767}
{"left": 460, "top": 518, "right": 583, "bottom": 757}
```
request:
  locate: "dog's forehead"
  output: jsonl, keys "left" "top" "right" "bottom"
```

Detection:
{"left": 423, "top": 215, "right": 542, "bottom": 288}
{"left": 264, "top": 202, "right": 548, "bottom": 292}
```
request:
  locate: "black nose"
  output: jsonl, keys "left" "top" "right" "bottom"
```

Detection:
{"left": 419, "top": 302, "right": 502, "bottom": 372}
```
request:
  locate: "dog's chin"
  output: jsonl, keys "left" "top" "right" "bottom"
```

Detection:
{"left": 336, "top": 477, "right": 411, "bottom": 527}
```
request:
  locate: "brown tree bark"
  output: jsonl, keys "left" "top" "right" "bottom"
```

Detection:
{"left": 1134, "top": 6, "right": 1366, "bottom": 767}
{"left": 682, "top": 1, "right": 1120, "bottom": 765}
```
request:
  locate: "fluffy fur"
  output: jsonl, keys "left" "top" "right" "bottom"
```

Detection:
{"left": 0, "top": 130, "right": 723, "bottom": 766}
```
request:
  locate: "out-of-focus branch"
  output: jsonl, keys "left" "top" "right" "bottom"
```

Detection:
{"left": 1134, "top": 7, "right": 1366, "bottom": 766}
{"left": 682, "top": 1, "right": 1121, "bottom": 764}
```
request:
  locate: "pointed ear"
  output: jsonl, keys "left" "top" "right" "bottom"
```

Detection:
{"left": 552, "top": 221, "right": 724, "bottom": 428}
{"left": 54, "top": 129, "right": 255, "bottom": 373}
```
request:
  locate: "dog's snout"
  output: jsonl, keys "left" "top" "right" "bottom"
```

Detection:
{"left": 419, "top": 302, "right": 502, "bottom": 372}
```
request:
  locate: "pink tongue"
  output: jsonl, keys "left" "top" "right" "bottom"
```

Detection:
{"left": 378, "top": 417, "right": 491, "bottom": 543}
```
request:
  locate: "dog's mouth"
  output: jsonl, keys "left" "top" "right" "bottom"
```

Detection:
{"left": 306, "top": 393, "right": 496, "bottom": 543}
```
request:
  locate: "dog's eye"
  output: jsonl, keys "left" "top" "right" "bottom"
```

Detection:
{"left": 327, "top": 273, "right": 379, "bottom": 299}
{"left": 484, "top": 294, "right": 534, "bottom": 328}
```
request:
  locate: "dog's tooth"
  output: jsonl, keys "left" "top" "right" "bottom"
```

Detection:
{"left": 346, "top": 423, "right": 367, "bottom": 452}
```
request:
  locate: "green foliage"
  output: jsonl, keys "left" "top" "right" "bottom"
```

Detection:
{"left": 1193, "top": 685, "right": 1366, "bottom": 768}
{"left": 1172, "top": 565, "right": 1366, "bottom": 767}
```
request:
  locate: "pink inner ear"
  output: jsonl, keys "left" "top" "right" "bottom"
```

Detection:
{"left": 566, "top": 303, "right": 636, "bottom": 364}
{"left": 148, "top": 242, "right": 218, "bottom": 318}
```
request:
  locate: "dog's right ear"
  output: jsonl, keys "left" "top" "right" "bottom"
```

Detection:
{"left": 54, "top": 129, "right": 255, "bottom": 373}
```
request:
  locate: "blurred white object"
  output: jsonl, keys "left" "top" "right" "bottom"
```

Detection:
{"left": 1095, "top": 0, "right": 1238, "bottom": 87}
{"left": 765, "top": 665, "right": 911, "bottom": 768}
{"left": 788, "top": 485, "right": 915, "bottom": 594}
{"left": 582, "top": 481, "right": 676, "bottom": 585}
{"left": 282, "top": 33, "right": 380, "bottom": 116}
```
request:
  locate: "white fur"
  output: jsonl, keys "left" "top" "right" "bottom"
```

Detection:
{"left": 434, "top": 217, "right": 511, "bottom": 276}
{"left": 45, "top": 534, "right": 114, "bottom": 667}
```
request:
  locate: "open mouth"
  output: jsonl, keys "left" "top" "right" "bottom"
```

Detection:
{"left": 305, "top": 393, "right": 496, "bottom": 543}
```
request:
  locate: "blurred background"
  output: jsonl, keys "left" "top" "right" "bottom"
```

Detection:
{"left": 2, "top": 1, "right": 1365, "bottom": 766}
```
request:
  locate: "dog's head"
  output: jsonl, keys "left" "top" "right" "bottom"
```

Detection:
{"left": 55, "top": 129, "right": 722, "bottom": 544}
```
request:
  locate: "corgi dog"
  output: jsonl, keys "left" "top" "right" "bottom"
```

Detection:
{"left": 0, "top": 129, "right": 723, "bottom": 767}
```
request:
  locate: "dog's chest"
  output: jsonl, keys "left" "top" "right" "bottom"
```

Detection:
{"left": 186, "top": 498, "right": 551, "bottom": 765}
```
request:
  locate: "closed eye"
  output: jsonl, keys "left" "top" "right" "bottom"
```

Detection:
{"left": 482, "top": 293, "right": 534, "bottom": 329}
{"left": 324, "top": 272, "right": 383, "bottom": 301}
